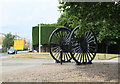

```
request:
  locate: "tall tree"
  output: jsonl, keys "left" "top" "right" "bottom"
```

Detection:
{"left": 2, "top": 33, "right": 15, "bottom": 48}
{"left": 58, "top": 2, "right": 120, "bottom": 53}
{"left": 58, "top": 2, "right": 120, "bottom": 39}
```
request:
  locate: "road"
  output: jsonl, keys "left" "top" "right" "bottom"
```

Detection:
{"left": 1, "top": 58, "right": 54, "bottom": 72}
{"left": 0, "top": 53, "right": 11, "bottom": 57}
{"left": 0, "top": 51, "right": 28, "bottom": 57}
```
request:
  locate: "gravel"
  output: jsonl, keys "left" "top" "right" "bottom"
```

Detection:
{"left": 2, "top": 62, "right": 119, "bottom": 82}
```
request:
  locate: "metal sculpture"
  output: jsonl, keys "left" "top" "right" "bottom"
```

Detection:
{"left": 49, "top": 26, "right": 97, "bottom": 65}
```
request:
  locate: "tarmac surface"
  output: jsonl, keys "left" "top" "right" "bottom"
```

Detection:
{"left": 0, "top": 51, "right": 28, "bottom": 57}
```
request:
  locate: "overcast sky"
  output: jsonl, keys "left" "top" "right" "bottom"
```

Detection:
{"left": 0, "top": 0, "right": 61, "bottom": 41}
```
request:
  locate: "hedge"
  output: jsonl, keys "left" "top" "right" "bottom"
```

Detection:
{"left": 32, "top": 24, "right": 65, "bottom": 46}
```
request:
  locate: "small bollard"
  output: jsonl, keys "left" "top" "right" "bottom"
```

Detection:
{"left": 104, "top": 54, "right": 106, "bottom": 59}
{"left": 97, "top": 55, "right": 99, "bottom": 60}
{"left": 7, "top": 48, "right": 9, "bottom": 52}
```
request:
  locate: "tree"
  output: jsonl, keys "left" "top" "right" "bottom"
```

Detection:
{"left": 58, "top": 2, "right": 120, "bottom": 38}
{"left": 2, "top": 33, "right": 15, "bottom": 48}
{"left": 101, "top": 36, "right": 117, "bottom": 58}
{"left": 57, "top": 13, "right": 80, "bottom": 30}
{"left": 58, "top": 2, "right": 120, "bottom": 53}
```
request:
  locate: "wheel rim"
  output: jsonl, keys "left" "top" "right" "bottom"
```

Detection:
{"left": 69, "top": 26, "right": 97, "bottom": 64}
{"left": 49, "top": 28, "right": 72, "bottom": 63}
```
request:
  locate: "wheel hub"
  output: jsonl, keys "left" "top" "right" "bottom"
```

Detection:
{"left": 60, "top": 40, "right": 69, "bottom": 52}
{"left": 79, "top": 35, "right": 88, "bottom": 53}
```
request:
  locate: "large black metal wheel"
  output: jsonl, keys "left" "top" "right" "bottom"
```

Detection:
{"left": 69, "top": 26, "right": 97, "bottom": 65}
{"left": 49, "top": 28, "right": 72, "bottom": 63}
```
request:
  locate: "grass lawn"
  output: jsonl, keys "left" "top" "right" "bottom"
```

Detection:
{"left": 3, "top": 52, "right": 52, "bottom": 59}
{"left": 95, "top": 53, "right": 119, "bottom": 60}
{"left": 3, "top": 52, "right": 119, "bottom": 60}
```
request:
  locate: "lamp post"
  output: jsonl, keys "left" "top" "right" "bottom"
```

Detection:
{"left": 39, "top": 24, "right": 41, "bottom": 54}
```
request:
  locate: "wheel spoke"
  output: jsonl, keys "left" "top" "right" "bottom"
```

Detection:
{"left": 52, "top": 38, "right": 59, "bottom": 43}
{"left": 72, "top": 46, "right": 79, "bottom": 51}
{"left": 52, "top": 47, "right": 59, "bottom": 53}
{"left": 64, "top": 32, "right": 70, "bottom": 40}
{"left": 58, "top": 54, "right": 61, "bottom": 60}
{"left": 79, "top": 53, "right": 83, "bottom": 63}
{"left": 86, "top": 52, "right": 90, "bottom": 62}
{"left": 72, "top": 43, "right": 79, "bottom": 47}
{"left": 54, "top": 33, "right": 60, "bottom": 40}
{"left": 73, "top": 48, "right": 80, "bottom": 55}
{"left": 53, "top": 49, "right": 60, "bottom": 57}
{"left": 66, "top": 32, "right": 70, "bottom": 40}
{"left": 67, "top": 53, "right": 71, "bottom": 58}
{"left": 91, "top": 52, "right": 95, "bottom": 56}
{"left": 87, "top": 51, "right": 93, "bottom": 60}
{"left": 77, "top": 53, "right": 81, "bottom": 60}
{"left": 88, "top": 39, "right": 95, "bottom": 43}
{"left": 82, "top": 53, "right": 84, "bottom": 63}
{"left": 85, "top": 53, "right": 87, "bottom": 63}
{"left": 55, "top": 51, "right": 60, "bottom": 59}
{"left": 56, "top": 32, "right": 60, "bottom": 38}
{"left": 58, "top": 31, "right": 61, "bottom": 37}
{"left": 53, "top": 34, "right": 60, "bottom": 40}
{"left": 87, "top": 36, "right": 94, "bottom": 42}
{"left": 75, "top": 50, "right": 80, "bottom": 58}
{"left": 87, "top": 32, "right": 92, "bottom": 40}
{"left": 89, "top": 48, "right": 95, "bottom": 52}
{"left": 79, "top": 47, "right": 83, "bottom": 53}
{"left": 65, "top": 52, "right": 68, "bottom": 61}
{"left": 51, "top": 46, "right": 59, "bottom": 50}
{"left": 60, "top": 31, "right": 64, "bottom": 37}
{"left": 63, "top": 32, "right": 67, "bottom": 41}
{"left": 86, "top": 31, "right": 90, "bottom": 38}
{"left": 61, "top": 31, "right": 63, "bottom": 37}
{"left": 63, "top": 53, "right": 65, "bottom": 61}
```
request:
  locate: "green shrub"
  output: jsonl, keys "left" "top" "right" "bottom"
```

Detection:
{"left": 32, "top": 24, "right": 64, "bottom": 46}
